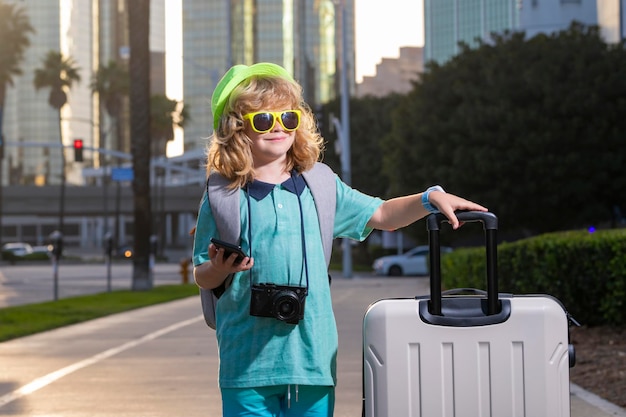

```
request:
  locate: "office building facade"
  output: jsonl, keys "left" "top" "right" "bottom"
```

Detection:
{"left": 181, "top": 0, "right": 355, "bottom": 151}
{"left": 597, "top": 0, "right": 626, "bottom": 42}
{"left": 356, "top": 46, "right": 424, "bottom": 98}
{"left": 1, "top": 0, "right": 167, "bottom": 248}
{"left": 2, "top": 0, "right": 166, "bottom": 187}
{"left": 1, "top": 0, "right": 354, "bottom": 249}
{"left": 424, "top": 0, "right": 598, "bottom": 64}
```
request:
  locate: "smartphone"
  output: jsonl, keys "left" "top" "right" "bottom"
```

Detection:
{"left": 210, "top": 238, "right": 248, "bottom": 265}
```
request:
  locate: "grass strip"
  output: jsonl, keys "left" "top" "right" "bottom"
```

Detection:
{"left": 0, "top": 284, "right": 199, "bottom": 342}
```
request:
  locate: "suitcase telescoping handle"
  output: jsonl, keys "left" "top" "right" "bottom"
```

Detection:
{"left": 427, "top": 211, "right": 499, "bottom": 316}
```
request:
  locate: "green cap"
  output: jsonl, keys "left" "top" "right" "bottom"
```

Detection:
{"left": 211, "top": 62, "right": 294, "bottom": 130}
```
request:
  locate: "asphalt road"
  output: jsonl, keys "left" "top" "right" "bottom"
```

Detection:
{"left": 1, "top": 269, "right": 624, "bottom": 416}
{"left": 0, "top": 262, "right": 186, "bottom": 307}
{"left": 0, "top": 274, "right": 422, "bottom": 416}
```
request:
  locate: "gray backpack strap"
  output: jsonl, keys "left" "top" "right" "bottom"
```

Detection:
{"left": 207, "top": 172, "right": 241, "bottom": 242}
{"left": 302, "top": 162, "right": 337, "bottom": 267}
{"left": 199, "top": 172, "right": 240, "bottom": 330}
{"left": 200, "top": 164, "right": 336, "bottom": 329}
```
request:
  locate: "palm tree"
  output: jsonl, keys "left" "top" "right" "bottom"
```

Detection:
{"left": 127, "top": 0, "right": 152, "bottom": 290}
{"left": 150, "top": 94, "right": 189, "bottom": 157}
{"left": 0, "top": 1, "right": 33, "bottom": 132}
{"left": 150, "top": 94, "right": 189, "bottom": 255}
{"left": 91, "top": 60, "right": 130, "bottom": 246}
{"left": 90, "top": 60, "right": 129, "bottom": 166}
{"left": 0, "top": 1, "right": 34, "bottom": 246}
{"left": 33, "top": 50, "right": 81, "bottom": 234}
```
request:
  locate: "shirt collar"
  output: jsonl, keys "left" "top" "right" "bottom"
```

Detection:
{"left": 246, "top": 172, "right": 306, "bottom": 200}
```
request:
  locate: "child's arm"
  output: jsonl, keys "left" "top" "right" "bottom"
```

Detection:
{"left": 367, "top": 189, "right": 487, "bottom": 231}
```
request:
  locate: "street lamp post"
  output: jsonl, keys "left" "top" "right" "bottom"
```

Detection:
{"left": 336, "top": 0, "right": 353, "bottom": 278}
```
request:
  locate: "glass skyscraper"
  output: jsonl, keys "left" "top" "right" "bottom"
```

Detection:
{"left": 2, "top": 0, "right": 166, "bottom": 186}
{"left": 181, "top": 0, "right": 355, "bottom": 151}
{"left": 4, "top": 1, "right": 356, "bottom": 160}
{"left": 424, "top": 0, "right": 597, "bottom": 65}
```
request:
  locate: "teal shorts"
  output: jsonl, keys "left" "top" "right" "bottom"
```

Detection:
{"left": 221, "top": 385, "right": 335, "bottom": 417}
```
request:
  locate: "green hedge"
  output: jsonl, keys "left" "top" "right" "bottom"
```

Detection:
{"left": 441, "top": 228, "right": 626, "bottom": 326}
{"left": 1, "top": 251, "right": 50, "bottom": 263}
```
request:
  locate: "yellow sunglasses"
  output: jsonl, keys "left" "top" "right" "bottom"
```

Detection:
{"left": 242, "top": 110, "right": 301, "bottom": 133}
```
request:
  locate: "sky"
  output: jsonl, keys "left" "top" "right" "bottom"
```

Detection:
{"left": 354, "top": 0, "right": 424, "bottom": 82}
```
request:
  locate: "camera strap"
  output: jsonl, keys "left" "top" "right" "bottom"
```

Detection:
{"left": 244, "top": 171, "right": 310, "bottom": 292}
{"left": 294, "top": 174, "right": 310, "bottom": 293}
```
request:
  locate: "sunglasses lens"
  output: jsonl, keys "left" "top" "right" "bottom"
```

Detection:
{"left": 281, "top": 111, "right": 300, "bottom": 130}
{"left": 252, "top": 113, "right": 275, "bottom": 132}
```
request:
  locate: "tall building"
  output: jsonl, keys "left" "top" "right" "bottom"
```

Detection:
{"left": 597, "top": 0, "right": 626, "bottom": 42}
{"left": 0, "top": 0, "right": 354, "bottom": 248}
{"left": 356, "top": 46, "right": 424, "bottom": 98}
{"left": 424, "top": 0, "right": 598, "bottom": 65}
{"left": 2, "top": 0, "right": 166, "bottom": 186}
{"left": 181, "top": 0, "right": 355, "bottom": 151}
{"left": 3, "top": 0, "right": 95, "bottom": 186}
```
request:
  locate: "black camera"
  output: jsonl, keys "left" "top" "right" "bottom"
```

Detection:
{"left": 250, "top": 283, "right": 307, "bottom": 324}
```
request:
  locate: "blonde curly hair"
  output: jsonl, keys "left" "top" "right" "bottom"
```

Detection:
{"left": 206, "top": 76, "right": 324, "bottom": 189}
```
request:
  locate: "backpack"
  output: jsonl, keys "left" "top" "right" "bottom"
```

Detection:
{"left": 199, "top": 162, "right": 337, "bottom": 329}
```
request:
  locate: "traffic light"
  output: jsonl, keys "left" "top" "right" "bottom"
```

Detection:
{"left": 73, "top": 139, "right": 83, "bottom": 162}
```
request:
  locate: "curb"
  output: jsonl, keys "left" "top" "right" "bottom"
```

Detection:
{"left": 571, "top": 383, "right": 626, "bottom": 416}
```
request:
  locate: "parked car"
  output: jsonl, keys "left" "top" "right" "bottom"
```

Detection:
{"left": 372, "top": 245, "right": 453, "bottom": 276}
{"left": 1, "top": 242, "right": 51, "bottom": 262}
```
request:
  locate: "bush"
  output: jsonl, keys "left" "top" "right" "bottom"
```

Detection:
{"left": 1, "top": 251, "right": 50, "bottom": 262}
{"left": 441, "top": 228, "right": 626, "bottom": 326}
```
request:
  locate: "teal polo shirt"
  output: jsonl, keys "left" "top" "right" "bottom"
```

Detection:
{"left": 193, "top": 174, "right": 383, "bottom": 388}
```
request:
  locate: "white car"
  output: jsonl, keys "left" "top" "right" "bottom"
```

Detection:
{"left": 2, "top": 242, "right": 34, "bottom": 257}
{"left": 1, "top": 242, "right": 51, "bottom": 261}
{"left": 372, "top": 245, "right": 453, "bottom": 276}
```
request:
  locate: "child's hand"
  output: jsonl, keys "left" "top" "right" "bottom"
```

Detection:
{"left": 428, "top": 191, "right": 488, "bottom": 230}
{"left": 209, "top": 243, "right": 254, "bottom": 274}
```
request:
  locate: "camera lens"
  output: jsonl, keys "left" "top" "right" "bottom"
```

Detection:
{"left": 273, "top": 291, "right": 301, "bottom": 322}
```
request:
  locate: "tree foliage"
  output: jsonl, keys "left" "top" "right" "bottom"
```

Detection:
{"left": 321, "top": 94, "right": 403, "bottom": 199}
{"left": 384, "top": 23, "right": 626, "bottom": 236}
{"left": 91, "top": 60, "right": 129, "bottom": 118}
{"left": 150, "top": 94, "right": 189, "bottom": 156}
{"left": 91, "top": 60, "right": 129, "bottom": 167}
{"left": 34, "top": 51, "right": 81, "bottom": 110}
{"left": 0, "top": 1, "right": 34, "bottom": 119}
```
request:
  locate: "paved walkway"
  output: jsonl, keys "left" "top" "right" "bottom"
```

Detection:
{"left": 1, "top": 276, "right": 624, "bottom": 416}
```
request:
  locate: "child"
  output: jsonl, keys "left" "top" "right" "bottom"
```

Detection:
{"left": 192, "top": 62, "right": 487, "bottom": 417}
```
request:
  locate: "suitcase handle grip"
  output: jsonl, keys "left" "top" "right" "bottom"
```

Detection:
{"left": 426, "top": 210, "right": 498, "bottom": 231}
{"left": 427, "top": 211, "right": 499, "bottom": 316}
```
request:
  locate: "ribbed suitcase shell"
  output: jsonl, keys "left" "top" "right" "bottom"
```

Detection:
{"left": 363, "top": 296, "right": 571, "bottom": 417}
{"left": 363, "top": 212, "right": 572, "bottom": 417}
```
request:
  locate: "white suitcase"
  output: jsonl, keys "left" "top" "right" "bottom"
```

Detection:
{"left": 362, "top": 212, "right": 575, "bottom": 417}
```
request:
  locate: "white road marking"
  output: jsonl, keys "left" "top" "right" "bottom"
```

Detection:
{"left": 0, "top": 314, "right": 204, "bottom": 408}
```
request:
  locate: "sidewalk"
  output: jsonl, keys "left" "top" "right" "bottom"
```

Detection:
{"left": 1, "top": 278, "right": 625, "bottom": 416}
{"left": 570, "top": 384, "right": 626, "bottom": 417}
